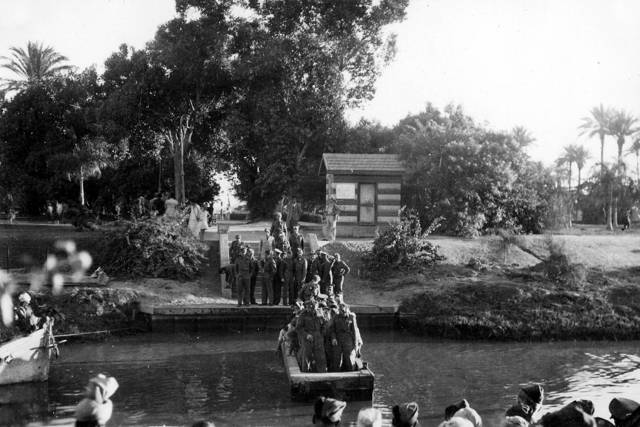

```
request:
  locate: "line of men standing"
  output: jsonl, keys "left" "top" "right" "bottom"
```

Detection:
{"left": 230, "top": 216, "right": 351, "bottom": 307}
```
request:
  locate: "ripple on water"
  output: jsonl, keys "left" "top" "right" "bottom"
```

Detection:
{"left": 12, "top": 333, "right": 640, "bottom": 426}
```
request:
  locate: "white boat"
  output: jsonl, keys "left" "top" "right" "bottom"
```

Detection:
{"left": 0, "top": 319, "right": 57, "bottom": 385}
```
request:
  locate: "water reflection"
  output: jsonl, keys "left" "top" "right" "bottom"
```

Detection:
{"left": 10, "top": 332, "right": 640, "bottom": 426}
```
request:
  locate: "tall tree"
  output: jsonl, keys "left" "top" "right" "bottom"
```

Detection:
{"left": 607, "top": 109, "right": 637, "bottom": 226}
{"left": 628, "top": 135, "right": 640, "bottom": 186}
{"left": 0, "top": 41, "right": 72, "bottom": 91}
{"left": 512, "top": 126, "right": 535, "bottom": 147}
{"left": 572, "top": 145, "right": 590, "bottom": 193}
{"left": 608, "top": 109, "right": 638, "bottom": 163}
{"left": 579, "top": 104, "right": 611, "bottom": 177}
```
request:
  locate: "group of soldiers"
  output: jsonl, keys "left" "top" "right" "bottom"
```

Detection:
{"left": 279, "top": 284, "right": 363, "bottom": 373}
{"left": 229, "top": 212, "right": 351, "bottom": 307}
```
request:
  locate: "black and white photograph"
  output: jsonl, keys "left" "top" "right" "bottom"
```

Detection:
{"left": 1, "top": 0, "right": 640, "bottom": 426}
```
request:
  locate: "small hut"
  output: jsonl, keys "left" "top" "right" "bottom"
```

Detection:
{"left": 319, "top": 153, "right": 405, "bottom": 237}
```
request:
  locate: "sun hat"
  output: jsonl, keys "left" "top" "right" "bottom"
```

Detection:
{"left": 18, "top": 292, "right": 31, "bottom": 304}
{"left": 438, "top": 418, "right": 474, "bottom": 427}
{"left": 453, "top": 407, "right": 482, "bottom": 427}
{"left": 322, "top": 398, "right": 347, "bottom": 423}
{"left": 89, "top": 374, "right": 119, "bottom": 402}
{"left": 501, "top": 416, "right": 529, "bottom": 427}
{"left": 609, "top": 397, "right": 640, "bottom": 421}
{"left": 446, "top": 400, "right": 470, "bottom": 420}
{"left": 357, "top": 408, "right": 382, "bottom": 427}
{"left": 538, "top": 404, "right": 597, "bottom": 427}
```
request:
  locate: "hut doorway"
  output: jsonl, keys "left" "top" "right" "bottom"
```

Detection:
{"left": 359, "top": 183, "right": 376, "bottom": 223}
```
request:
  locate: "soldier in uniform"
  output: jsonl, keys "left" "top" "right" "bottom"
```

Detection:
{"left": 229, "top": 234, "right": 243, "bottom": 263}
{"left": 307, "top": 250, "right": 322, "bottom": 283}
{"left": 248, "top": 248, "right": 259, "bottom": 304}
{"left": 288, "top": 225, "right": 305, "bottom": 254}
{"left": 318, "top": 252, "right": 334, "bottom": 296}
{"left": 299, "top": 275, "right": 321, "bottom": 302}
{"left": 296, "top": 300, "right": 327, "bottom": 373}
{"left": 323, "top": 297, "right": 342, "bottom": 372}
{"left": 331, "top": 303, "right": 363, "bottom": 371}
{"left": 292, "top": 248, "right": 308, "bottom": 304}
{"left": 331, "top": 253, "right": 351, "bottom": 302}
{"left": 234, "top": 247, "right": 252, "bottom": 306}
{"left": 273, "top": 249, "right": 285, "bottom": 305}
{"left": 281, "top": 250, "right": 295, "bottom": 306}
{"left": 270, "top": 212, "right": 287, "bottom": 247}
{"left": 262, "top": 249, "right": 277, "bottom": 305}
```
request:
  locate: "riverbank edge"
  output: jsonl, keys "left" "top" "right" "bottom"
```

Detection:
{"left": 397, "top": 271, "right": 640, "bottom": 341}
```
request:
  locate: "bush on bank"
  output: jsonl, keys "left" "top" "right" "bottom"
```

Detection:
{"left": 97, "top": 218, "right": 207, "bottom": 279}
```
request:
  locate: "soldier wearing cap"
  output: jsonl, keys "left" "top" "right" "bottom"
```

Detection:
{"left": 299, "top": 275, "right": 321, "bottom": 302}
{"left": 331, "top": 253, "right": 350, "bottom": 301}
{"left": 318, "top": 252, "right": 335, "bottom": 296}
{"left": 272, "top": 248, "right": 285, "bottom": 305}
{"left": 289, "top": 225, "right": 305, "bottom": 254}
{"left": 323, "top": 296, "right": 341, "bottom": 372}
{"left": 292, "top": 248, "right": 308, "bottom": 304}
{"left": 229, "top": 234, "right": 243, "bottom": 263}
{"left": 262, "top": 249, "right": 277, "bottom": 305}
{"left": 234, "top": 247, "right": 252, "bottom": 306}
{"left": 281, "top": 249, "right": 295, "bottom": 306}
{"left": 331, "top": 302, "right": 363, "bottom": 371}
{"left": 296, "top": 299, "right": 327, "bottom": 372}
{"left": 248, "top": 248, "right": 259, "bottom": 304}
{"left": 270, "top": 212, "right": 287, "bottom": 248}
{"left": 307, "top": 250, "right": 322, "bottom": 283}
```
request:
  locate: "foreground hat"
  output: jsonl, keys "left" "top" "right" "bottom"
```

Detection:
{"left": 501, "top": 416, "right": 528, "bottom": 427}
{"left": 538, "top": 404, "right": 597, "bottom": 427}
{"left": 438, "top": 418, "right": 474, "bottom": 427}
{"left": 392, "top": 402, "right": 419, "bottom": 426}
{"left": 322, "top": 398, "right": 347, "bottom": 423}
{"left": 18, "top": 292, "right": 31, "bottom": 304}
{"left": 357, "top": 408, "right": 382, "bottom": 427}
{"left": 89, "top": 374, "right": 119, "bottom": 402}
{"left": 519, "top": 384, "right": 544, "bottom": 405}
{"left": 454, "top": 407, "right": 482, "bottom": 427}
{"left": 446, "top": 400, "right": 470, "bottom": 420}
{"left": 609, "top": 397, "right": 640, "bottom": 421}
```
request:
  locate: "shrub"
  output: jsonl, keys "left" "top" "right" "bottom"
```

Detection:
{"left": 365, "top": 207, "right": 445, "bottom": 273}
{"left": 542, "top": 236, "right": 586, "bottom": 288}
{"left": 96, "top": 217, "right": 207, "bottom": 279}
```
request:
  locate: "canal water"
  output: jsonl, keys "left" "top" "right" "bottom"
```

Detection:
{"left": 7, "top": 332, "right": 640, "bottom": 426}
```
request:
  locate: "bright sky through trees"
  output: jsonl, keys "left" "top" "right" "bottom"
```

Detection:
{"left": 1, "top": 0, "right": 639, "bottom": 168}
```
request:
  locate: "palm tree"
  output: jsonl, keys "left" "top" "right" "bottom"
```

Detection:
{"left": 608, "top": 109, "right": 638, "bottom": 163}
{"left": 572, "top": 145, "right": 590, "bottom": 193}
{"left": 512, "top": 126, "right": 535, "bottom": 147}
{"left": 579, "top": 104, "right": 612, "bottom": 177}
{"left": 628, "top": 135, "right": 640, "bottom": 186}
{"left": 0, "top": 41, "right": 72, "bottom": 90}
{"left": 607, "top": 109, "right": 637, "bottom": 226}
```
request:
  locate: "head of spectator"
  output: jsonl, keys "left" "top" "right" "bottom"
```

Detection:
{"left": 438, "top": 418, "right": 474, "bottom": 427}
{"left": 538, "top": 403, "right": 597, "bottom": 427}
{"left": 248, "top": 248, "right": 255, "bottom": 257}
{"left": 392, "top": 401, "right": 420, "bottom": 427}
{"left": 296, "top": 247, "right": 304, "bottom": 258}
{"left": 453, "top": 407, "right": 482, "bottom": 427}
{"left": 445, "top": 400, "right": 469, "bottom": 420}
{"left": 293, "top": 224, "right": 300, "bottom": 234}
{"left": 235, "top": 234, "right": 241, "bottom": 241}
{"left": 501, "top": 416, "right": 529, "bottom": 427}
{"left": 311, "top": 275, "right": 321, "bottom": 284}
{"left": 357, "top": 408, "right": 382, "bottom": 427}
{"left": 274, "top": 211, "right": 282, "bottom": 220}
{"left": 334, "top": 253, "right": 342, "bottom": 262}
{"left": 312, "top": 397, "right": 346, "bottom": 426}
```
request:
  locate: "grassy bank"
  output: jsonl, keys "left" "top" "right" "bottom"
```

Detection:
{"left": 322, "top": 236, "right": 640, "bottom": 341}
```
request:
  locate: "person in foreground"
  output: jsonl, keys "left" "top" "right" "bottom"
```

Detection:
{"left": 74, "top": 374, "right": 119, "bottom": 427}
{"left": 312, "top": 396, "right": 347, "bottom": 426}
{"left": 392, "top": 401, "right": 420, "bottom": 427}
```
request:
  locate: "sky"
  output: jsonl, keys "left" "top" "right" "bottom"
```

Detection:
{"left": 1, "top": 0, "right": 640, "bottom": 174}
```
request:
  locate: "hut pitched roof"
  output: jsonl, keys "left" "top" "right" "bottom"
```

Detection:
{"left": 320, "top": 153, "right": 404, "bottom": 176}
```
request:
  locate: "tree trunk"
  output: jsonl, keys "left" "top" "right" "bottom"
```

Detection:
{"left": 614, "top": 198, "right": 619, "bottom": 227}
{"left": 636, "top": 153, "right": 639, "bottom": 187}
{"left": 173, "top": 141, "right": 184, "bottom": 204}
{"left": 607, "top": 183, "right": 613, "bottom": 231}
{"left": 157, "top": 158, "right": 162, "bottom": 193}
{"left": 79, "top": 166, "right": 85, "bottom": 206}
{"left": 600, "top": 133, "right": 605, "bottom": 177}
